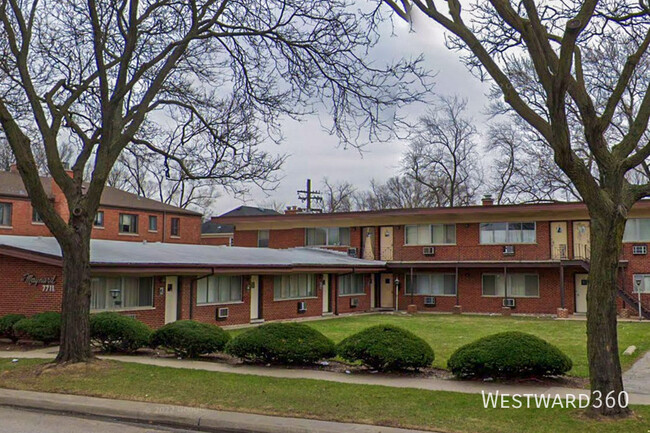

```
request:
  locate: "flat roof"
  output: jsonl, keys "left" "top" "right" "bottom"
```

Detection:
{"left": 0, "top": 235, "right": 385, "bottom": 272}
{"left": 214, "top": 200, "right": 650, "bottom": 230}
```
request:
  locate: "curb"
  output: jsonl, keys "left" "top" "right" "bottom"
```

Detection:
{"left": 0, "top": 388, "right": 431, "bottom": 433}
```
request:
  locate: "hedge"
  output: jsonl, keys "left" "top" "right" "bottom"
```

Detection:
{"left": 0, "top": 314, "right": 26, "bottom": 343}
{"left": 150, "top": 320, "right": 230, "bottom": 358}
{"left": 336, "top": 324, "right": 434, "bottom": 371}
{"left": 12, "top": 312, "right": 61, "bottom": 344}
{"left": 226, "top": 322, "right": 336, "bottom": 365}
{"left": 90, "top": 312, "right": 152, "bottom": 353}
{"left": 447, "top": 331, "right": 573, "bottom": 379}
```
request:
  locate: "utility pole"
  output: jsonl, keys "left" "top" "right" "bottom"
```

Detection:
{"left": 297, "top": 179, "right": 323, "bottom": 212}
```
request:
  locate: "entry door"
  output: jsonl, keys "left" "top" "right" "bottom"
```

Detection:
{"left": 380, "top": 273, "right": 394, "bottom": 308}
{"left": 164, "top": 276, "right": 178, "bottom": 324}
{"left": 575, "top": 273, "right": 589, "bottom": 313}
{"left": 551, "top": 222, "right": 568, "bottom": 259}
{"left": 322, "top": 274, "right": 330, "bottom": 313}
{"left": 380, "top": 227, "right": 394, "bottom": 261}
{"left": 362, "top": 228, "right": 376, "bottom": 260}
{"left": 250, "top": 275, "right": 260, "bottom": 320}
{"left": 573, "top": 221, "right": 590, "bottom": 260}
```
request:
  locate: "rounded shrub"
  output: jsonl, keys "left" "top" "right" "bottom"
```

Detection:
{"left": 150, "top": 320, "right": 230, "bottom": 358}
{"left": 0, "top": 314, "right": 26, "bottom": 343}
{"left": 336, "top": 325, "right": 434, "bottom": 371}
{"left": 13, "top": 312, "right": 61, "bottom": 344}
{"left": 447, "top": 331, "right": 573, "bottom": 379}
{"left": 90, "top": 312, "right": 152, "bottom": 353}
{"left": 226, "top": 322, "right": 336, "bottom": 365}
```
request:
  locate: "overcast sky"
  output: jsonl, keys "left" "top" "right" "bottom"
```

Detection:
{"left": 210, "top": 12, "right": 492, "bottom": 217}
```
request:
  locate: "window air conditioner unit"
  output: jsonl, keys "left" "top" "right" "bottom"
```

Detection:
{"left": 503, "top": 245, "right": 515, "bottom": 255}
{"left": 633, "top": 244, "right": 648, "bottom": 255}
{"left": 347, "top": 247, "right": 358, "bottom": 258}
{"left": 503, "top": 298, "right": 516, "bottom": 308}
{"left": 424, "top": 296, "right": 436, "bottom": 306}
{"left": 217, "top": 307, "right": 229, "bottom": 319}
{"left": 422, "top": 246, "right": 435, "bottom": 256}
{"left": 297, "top": 301, "right": 307, "bottom": 313}
{"left": 350, "top": 297, "right": 359, "bottom": 308}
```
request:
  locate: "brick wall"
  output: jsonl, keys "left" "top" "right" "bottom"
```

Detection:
{"left": 0, "top": 198, "right": 202, "bottom": 244}
{"left": 200, "top": 235, "right": 233, "bottom": 246}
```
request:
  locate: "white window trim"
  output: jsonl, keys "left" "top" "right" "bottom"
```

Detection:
{"left": 405, "top": 273, "right": 457, "bottom": 296}
{"left": 403, "top": 224, "right": 457, "bottom": 246}
{"left": 305, "top": 227, "right": 351, "bottom": 247}
{"left": 91, "top": 276, "right": 155, "bottom": 311}
{"left": 273, "top": 296, "right": 319, "bottom": 301}
{"left": 196, "top": 275, "right": 243, "bottom": 305}
{"left": 481, "top": 273, "right": 540, "bottom": 298}
{"left": 479, "top": 222, "right": 537, "bottom": 245}
{"left": 91, "top": 306, "right": 155, "bottom": 313}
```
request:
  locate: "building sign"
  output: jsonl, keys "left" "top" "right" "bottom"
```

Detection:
{"left": 22, "top": 273, "right": 57, "bottom": 292}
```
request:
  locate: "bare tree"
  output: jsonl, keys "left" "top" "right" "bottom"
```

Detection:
{"left": 487, "top": 122, "right": 580, "bottom": 204}
{"left": 0, "top": 0, "right": 426, "bottom": 363}
{"left": 355, "top": 176, "right": 437, "bottom": 210}
{"left": 384, "top": 0, "right": 650, "bottom": 415}
{"left": 403, "top": 96, "right": 482, "bottom": 207}
{"left": 322, "top": 178, "right": 356, "bottom": 212}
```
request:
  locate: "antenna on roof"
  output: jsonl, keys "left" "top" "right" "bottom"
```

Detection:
{"left": 297, "top": 179, "right": 323, "bottom": 212}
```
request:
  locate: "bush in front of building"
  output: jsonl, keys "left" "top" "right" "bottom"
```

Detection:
{"left": 150, "top": 320, "right": 230, "bottom": 358}
{"left": 336, "top": 325, "right": 434, "bottom": 372}
{"left": 447, "top": 331, "right": 573, "bottom": 379}
{"left": 0, "top": 314, "right": 26, "bottom": 343}
{"left": 225, "top": 322, "right": 336, "bottom": 365}
{"left": 12, "top": 312, "right": 61, "bottom": 345}
{"left": 90, "top": 312, "right": 152, "bottom": 353}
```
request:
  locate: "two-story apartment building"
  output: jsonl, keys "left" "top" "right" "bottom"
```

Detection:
{"left": 0, "top": 168, "right": 202, "bottom": 243}
{"left": 210, "top": 196, "right": 650, "bottom": 319}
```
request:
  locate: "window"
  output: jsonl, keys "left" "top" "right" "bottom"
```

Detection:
{"left": 305, "top": 227, "right": 351, "bottom": 246}
{"left": 149, "top": 216, "right": 158, "bottom": 232}
{"left": 171, "top": 217, "right": 180, "bottom": 237}
{"left": 338, "top": 274, "right": 365, "bottom": 295}
{"left": 119, "top": 213, "right": 138, "bottom": 234}
{"left": 90, "top": 277, "right": 153, "bottom": 311}
{"left": 196, "top": 276, "right": 242, "bottom": 304}
{"left": 273, "top": 274, "right": 317, "bottom": 300}
{"left": 0, "top": 202, "right": 12, "bottom": 226}
{"left": 258, "top": 230, "right": 270, "bottom": 247}
{"left": 482, "top": 273, "right": 539, "bottom": 297}
{"left": 406, "top": 274, "right": 457, "bottom": 295}
{"left": 405, "top": 224, "right": 456, "bottom": 245}
{"left": 479, "top": 222, "right": 536, "bottom": 244}
{"left": 624, "top": 219, "right": 650, "bottom": 242}
{"left": 32, "top": 208, "right": 43, "bottom": 224}
{"left": 94, "top": 211, "right": 104, "bottom": 227}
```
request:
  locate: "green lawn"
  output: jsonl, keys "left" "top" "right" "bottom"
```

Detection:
{"left": 230, "top": 314, "right": 650, "bottom": 377}
{"left": 0, "top": 359, "right": 648, "bottom": 433}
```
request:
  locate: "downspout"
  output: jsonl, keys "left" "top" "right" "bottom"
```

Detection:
{"left": 162, "top": 211, "right": 167, "bottom": 243}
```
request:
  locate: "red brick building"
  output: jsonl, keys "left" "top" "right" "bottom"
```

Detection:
{"left": 209, "top": 197, "right": 650, "bottom": 319}
{"left": 0, "top": 169, "right": 202, "bottom": 244}
{"left": 0, "top": 236, "right": 383, "bottom": 328}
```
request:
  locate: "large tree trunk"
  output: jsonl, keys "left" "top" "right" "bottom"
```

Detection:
{"left": 586, "top": 211, "right": 629, "bottom": 416}
{"left": 55, "top": 228, "right": 93, "bottom": 363}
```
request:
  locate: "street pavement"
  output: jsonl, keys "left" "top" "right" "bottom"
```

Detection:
{"left": 0, "top": 406, "right": 198, "bottom": 433}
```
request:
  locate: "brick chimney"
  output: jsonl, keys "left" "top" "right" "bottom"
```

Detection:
{"left": 481, "top": 194, "right": 494, "bottom": 206}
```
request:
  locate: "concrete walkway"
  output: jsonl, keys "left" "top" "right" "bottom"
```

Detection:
{"left": 3, "top": 347, "right": 650, "bottom": 405}
{"left": 624, "top": 350, "right": 650, "bottom": 396}
{"left": 0, "top": 388, "right": 431, "bottom": 433}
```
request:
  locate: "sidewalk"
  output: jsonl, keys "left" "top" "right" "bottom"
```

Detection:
{"left": 3, "top": 347, "right": 650, "bottom": 405}
{"left": 0, "top": 388, "right": 432, "bottom": 433}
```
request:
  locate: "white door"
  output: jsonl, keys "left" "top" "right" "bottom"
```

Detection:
{"left": 380, "top": 227, "right": 394, "bottom": 261}
{"left": 165, "top": 276, "right": 178, "bottom": 324}
{"left": 250, "top": 275, "right": 260, "bottom": 320}
{"left": 322, "top": 274, "right": 330, "bottom": 313}
{"left": 551, "top": 222, "right": 568, "bottom": 259}
{"left": 575, "top": 274, "right": 588, "bottom": 313}
{"left": 573, "top": 221, "right": 590, "bottom": 260}
{"left": 380, "top": 273, "right": 394, "bottom": 308}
